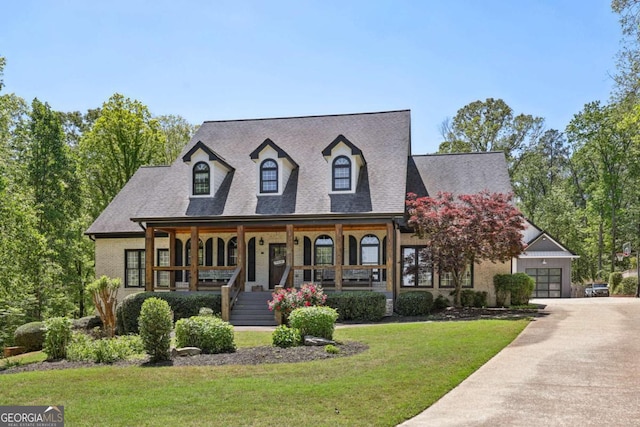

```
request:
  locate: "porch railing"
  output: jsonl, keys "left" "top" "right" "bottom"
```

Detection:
{"left": 290, "top": 264, "right": 387, "bottom": 290}
{"left": 221, "top": 266, "right": 242, "bottom": 321}
{"left": 152, "top": 265, "right": 236, "bottom": 291}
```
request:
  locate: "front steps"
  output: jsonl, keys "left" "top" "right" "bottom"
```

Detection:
{"left": 229, "top": 291, "right": 277, "bottom": 326}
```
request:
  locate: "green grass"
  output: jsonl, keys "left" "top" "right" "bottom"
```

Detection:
{"left": 1, "top": 351, "right": 46, "bottom": 369}
{"left": 0, "top": 320, "right": 528, "bottom": 426}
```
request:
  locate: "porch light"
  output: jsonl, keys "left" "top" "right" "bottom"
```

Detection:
{"left": 259, "top": 237, "right": 264, "bottom": 246}
{"left": 541, "top": 259, "right": 547, "bottom": 265}
{"left": 294, "top": 237, "right": 299, "bottom": 245}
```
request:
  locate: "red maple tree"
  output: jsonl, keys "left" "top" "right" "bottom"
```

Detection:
{"left": 405, "top": 191, "right": 526, "bottom": 306}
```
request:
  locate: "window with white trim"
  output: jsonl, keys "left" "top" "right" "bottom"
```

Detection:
{"left": 332, "top": 156, "right": 351, "bottom": 191}
{"left": 260, "top": 159, "right": 278, "bottom": 193}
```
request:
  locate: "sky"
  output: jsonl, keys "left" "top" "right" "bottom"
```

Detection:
{"left": 1, "top": 1, "right": 622, "bottom": 154}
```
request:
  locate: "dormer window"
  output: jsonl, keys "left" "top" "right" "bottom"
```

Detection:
{"left": 260, "top": 159, "right": 278, "bottom": 193}
{"left": 193, "top": 162, "right": 210, "bottom": 195}
{"left": 332, "top": 156, "right": 351, "bottom": 191}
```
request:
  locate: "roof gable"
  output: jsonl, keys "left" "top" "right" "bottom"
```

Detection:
{"left": 249, "top": 138, "right": 299, "bottom": 168}
{"left": 322, "top": 134, "right": 365, "bottom": 162}
{"left": 182, "top": 141, "right": 235, "bottom": 171}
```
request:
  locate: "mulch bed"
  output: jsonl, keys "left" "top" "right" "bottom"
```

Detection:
{"left": 1, "top": 306, "right": 543, "bottom": 375}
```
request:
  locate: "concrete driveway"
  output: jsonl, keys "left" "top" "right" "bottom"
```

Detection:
{"left": 399, "top": 297, "right": 640, "bottom": 426}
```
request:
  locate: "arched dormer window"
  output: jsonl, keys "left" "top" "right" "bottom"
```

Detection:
{"left": 260, "top": 159, "right": 278, "bottom": 193}
{"left": 332, "top": 156, "right": 351, "bottom": 191}
{"left": 193, "top": 162, "right": 210, "bottom": 195}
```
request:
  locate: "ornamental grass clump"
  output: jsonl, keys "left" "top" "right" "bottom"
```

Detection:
{"left": 174, "top": 316, "right": 235, "bottom": 354}
{"left": 289, "top": 306, "right": 338, "bottom": 340}
{"left": 138, "top": 297, "right": 173, "bottom": 362}
{"left": 267, "top": 284, "right": 327, "bottom": 318}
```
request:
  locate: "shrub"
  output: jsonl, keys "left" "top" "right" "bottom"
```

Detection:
{"left": 199, "top": 307, "right": 214, "bottom": 317}
{"left": 325, "top": 344, "right": 340, "bottom": 354}
{"left": 43, "top": 317, "right": 72, "bottom": 360}
{"left": 138, "top": 298, "right": 173, "bottom": 362}
{"left": 609, "top": 272, "right": 623, "bottom": 292}
{"left": 174, "top": 316, "right": 235, "bottom": 354}
{"left": 433, "top": 294, "right": 450, "bottom": 310}
{"left": 117, "top": 292, "right": 221, "bottom": 334}
{"left": 272, "top": 325, "right": 301, "bottom": 348}
{"left": 14, "top": 321, "right": 46, "bottom": 352}
{"left": 324, "top": 292, "right": 386, "bottom": 321}
{"left": 395, "top": 291, "right": 434, "bottom": 316}
{"left": 615, "top": 277, "right": 638, "bottom": 295}
{"left": 289, "top": 306, "right": 338, "bottom": 340}
{"left": 66, "top": 332, "right": 145, "bottom": 363}
{"left": 473, "top": 291, "right": 488, "bottom": 308}
{"left": 494, "top": 273, "right": 535, "bottom": 306}
{"left": 87, "top": 276, "right": 121, "bottom": 337}
{"left": 267, "top": 284, "right": 327, "bottom": 317}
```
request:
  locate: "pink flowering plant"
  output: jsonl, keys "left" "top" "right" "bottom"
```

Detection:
{"left": 267, "top": 284, "right": 327, "bottom": 316}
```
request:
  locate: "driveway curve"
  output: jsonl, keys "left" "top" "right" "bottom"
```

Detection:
{"left": 399, "top": 297, "right": 640, "bottom": 426}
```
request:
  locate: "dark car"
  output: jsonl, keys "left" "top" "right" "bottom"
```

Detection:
{"left": 591, "top": 283, "right": 610, "bottom": 297}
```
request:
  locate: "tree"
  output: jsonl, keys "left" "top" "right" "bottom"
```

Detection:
{"left": 79, "top": 93, "right": 165, "bottom": 218}
{"left": 612, "top": 0, "right": 640, "bottom": 100}
{"left": 439, "top": 98, "right": 544, "bottom": 176}
{"left": 156, "top": 114, "right": 198, "bottom": 164}
{"left": 406, "top": 191, "right": 526, "bottom": 306}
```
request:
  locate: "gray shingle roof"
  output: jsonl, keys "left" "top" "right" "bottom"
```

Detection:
{"left": 87, "top": 110, "right": 411, "bottom": 233}
{"left": 408, "top": 152, "right": 513, "bottom": 197}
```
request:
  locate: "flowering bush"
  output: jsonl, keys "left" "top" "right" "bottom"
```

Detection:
{"left": 267, "top": 284, "right": 327, "bottom": 316}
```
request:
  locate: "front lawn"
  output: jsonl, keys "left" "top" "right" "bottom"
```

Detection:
{"left": 0, "top": 320, "right": 527, "bottom": 426}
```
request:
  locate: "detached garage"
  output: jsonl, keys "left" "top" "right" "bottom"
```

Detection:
{"left": 514, "top": 222, "right": 579, "bottom": 298}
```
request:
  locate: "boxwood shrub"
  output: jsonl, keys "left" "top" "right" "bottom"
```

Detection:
{"left": 395, "top": 291, "right": 433, "bottom": 316}
{"left": 494, "top": 273, "right": 535, "bottom": 306}
{"left": 14, "top": 321, "right": 46, "bottom": 352}
{"left": 139, "top": 298, "right": 173, "bottom": 362}
{"left": 324, "top": 291, "right": 386, "bottom": 322}
{"left": 272, "top": 325, "right": 302, "bottom": 348}
{"left": 460, "top": 290, "right": 489, "bottom": 308}
{"left": 174, "top": 315, "right": 235, "bottom": 354}
{"left": 117, "top": 292, "right": 221, "bottom": 334}
{"left": 289, "top": 306, "right": 339, "bottom": 340}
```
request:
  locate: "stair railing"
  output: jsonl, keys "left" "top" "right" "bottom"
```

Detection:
{"left": 221, "top": 266, "right": 242, "bottom": 321}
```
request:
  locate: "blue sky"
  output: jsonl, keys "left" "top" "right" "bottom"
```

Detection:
{"left": 1, "top": 1, "right": 621, "bottom": 154}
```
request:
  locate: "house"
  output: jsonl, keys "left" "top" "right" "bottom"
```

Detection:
{"left": 85, "top": 110, "right": 576, "bottom": 322}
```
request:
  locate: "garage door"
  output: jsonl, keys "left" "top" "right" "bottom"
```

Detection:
{"left": 525, "top": 268, "right": 562, "bottom": 298}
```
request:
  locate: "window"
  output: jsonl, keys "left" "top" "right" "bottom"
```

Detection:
{"left": 185, "top": 239, "right": 204, "bottom": 266}
{"left": 125, "top": 250, "right": 145, "bottom": 288}
{"left": 260, "top": 159, "right": 278, "bottom": 193}
{"left": 439, "top": 265, "right": 473, "bottom": 288}
{"left": 361, "top": 235, "right": 380, "bottom": 281}
{"left": 332, "top": 156, "right": 351, "bottom": 191}
{"left": 156, "top": 249, "right": 169, "bottom": 288}
{"left": 401, "top": 246, "right": 433, "bottom": 287}
{"left": 526, "top": 268, "right": 562, "bottom": 298}
{"left": 314, "top": 235, "right": 334, "bottom": 280}
{"left": 228, "top": 237, "right": 238, "bottom": 266}
{"left": 193, "top": 162, "right": 210, "bottom": 195}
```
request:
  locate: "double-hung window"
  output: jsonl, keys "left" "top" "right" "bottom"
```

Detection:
{"left": 125, "top": 249, "right": 145, "bottom": 288}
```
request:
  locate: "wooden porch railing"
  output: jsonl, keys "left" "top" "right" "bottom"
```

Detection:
{"left": 291, "top": 264, "right": 387, "bottom": 290}
{"left": 278, "top": 265, "right": 292, "bottom": 288}
{"left": 152, "top": 265, "right": 236, "bottom": 291}
{"left": 221, "top": 266, "right": 242, "bottom": 321}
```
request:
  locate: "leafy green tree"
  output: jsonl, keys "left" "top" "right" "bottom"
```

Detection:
{"left": 156, "top": 114, "right": 198, "bottom": 164}
{"left": 439, "top": 98, "right": 544, "bottom": 175}
{"left": 79, "top": 93, "right": 165, "bottom": 218}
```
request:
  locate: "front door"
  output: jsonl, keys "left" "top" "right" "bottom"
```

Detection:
{"left": 269, "top": 243, "right": 287, "bottom": 289}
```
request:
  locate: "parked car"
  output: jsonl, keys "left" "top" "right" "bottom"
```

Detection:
{"left": 585, "top": 283, "right": 609, "bottom": 297}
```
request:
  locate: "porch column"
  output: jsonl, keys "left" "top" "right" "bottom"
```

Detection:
{"left": 189, "top": 226, "right": 199, "bottom": 291}
{"left": 335, "top": 224, "right": 343, "bottom": 291}
{"left": 386, "top": 222, "right": 394, "bottom": 292}
{"left": 145, "top": 226, "right": 155, "bottom": 291}
{"left": 237, "top": 225, "right": 245, "bottom": 289}
{"left": 286, "top": 224, "right": 294, "bottom": 287}
{"left": 169, "top": 230, "right": 176, "bottom": 290}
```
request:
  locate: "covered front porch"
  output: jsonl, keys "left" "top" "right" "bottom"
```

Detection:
{"left": 142, "top": 221, "right": 396, "bottom": 320}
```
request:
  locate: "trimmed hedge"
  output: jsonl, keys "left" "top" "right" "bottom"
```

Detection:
{"left": 460, "top": 290, "right": 488, "bottom": 308}
{"left": 175, "top": 316, "right": 235, "bottom": 354}
{"left": 615, "top": 277, "right": 637, "bottom": 295}
{"left": 324, "top": 291, "right": 386, "bottom": 322}
{"left": 14, "top": 321, "right": 46, "bottom": 352}
{"left": 139, "top": 298, "right": 173, "bottom": 362}
{"left": 116, "top": 292, "right": 221, "bottom": 334}
{"left": 494, "top": 273, "right": 535, "bottom": 306}
{"left": 289, "top": 306, "right": 339, "bottom": 340}
{"left": 395, "top": 291, "right": 433, "bottom": 316}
